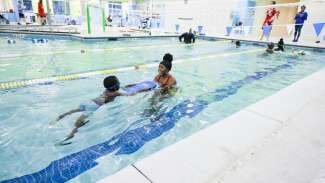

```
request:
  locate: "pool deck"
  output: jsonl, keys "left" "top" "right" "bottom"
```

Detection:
{"left": 208, "top": 34, "right": 325, "bottom": 49}
{"left": 99, "top": 67, "right": 325, "bottom": 182}
{"left": 0, "top": 26, "right": 178, "bottom": 39}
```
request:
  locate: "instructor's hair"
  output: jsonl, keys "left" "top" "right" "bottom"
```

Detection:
{"left": 160, "top": 53, "right": 173, "bottom": 71}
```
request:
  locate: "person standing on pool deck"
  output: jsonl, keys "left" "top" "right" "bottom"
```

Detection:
{"left": 17, "top": 0, "right": 25, "bottom": 25}
{"left": 260, "top": 1, "right": 280, "bottom": 41}
{"left": 293, "top": 5, "right": 308, "bottom": 42}
{"left": 38, "top": 0, "right": 46, "bottom": 25}
{"left": 179, "top": 29, "right": 195, "bottom": 44}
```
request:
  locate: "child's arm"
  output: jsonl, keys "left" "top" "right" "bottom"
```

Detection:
{"left": 179, "top": 33, "right": 185, "bottom": 42}
{"left": 124, "top": 83, "right": 137, "bottom": 88}
{"left": 276, "top": 10, "right": 280, "bottom": 18}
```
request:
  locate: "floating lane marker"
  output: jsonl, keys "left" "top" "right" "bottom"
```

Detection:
{"left": 0, "top": 48, "right": 263, "bottom": 90}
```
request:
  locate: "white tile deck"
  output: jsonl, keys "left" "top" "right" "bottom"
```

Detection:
{"left": 212, "top": 87, "right": 325, "bottom": 183}
{"left": 97, "top": 166, "right": 150, "bottom": 183}
{"left": 209, "top": 34, "right": 325, "bottom": 49}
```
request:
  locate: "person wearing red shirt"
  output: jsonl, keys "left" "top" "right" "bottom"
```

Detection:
{"left": 38, "top": 0, "right": 46, "bottom": 25}
{"left": 260, "top": 1, "right": 280, "bottom": 41}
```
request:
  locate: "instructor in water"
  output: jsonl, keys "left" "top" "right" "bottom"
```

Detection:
{"left": 179, "top": 28, "right": 195, "bottom": 44}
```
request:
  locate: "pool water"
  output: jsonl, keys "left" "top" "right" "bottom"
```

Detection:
{"left": 1, "top": 36, "right": 235, "bottom": 83}
{"left": 0, "top": 36, "right": 325, "bottom": 183}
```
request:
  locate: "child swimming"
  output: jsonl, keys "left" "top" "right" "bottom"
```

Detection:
{"left": 54, "top": 75, "right": 152, "bottom": 145}
{"left": 291, "top": 50, "right": 306, "bottom": 57}
{"left": 265, "top": 42, "right": 275, "bottom": 54}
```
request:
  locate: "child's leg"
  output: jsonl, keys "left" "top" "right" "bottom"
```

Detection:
{"left": 58, "top": 114, "right": 89, "bottom": 144}
{"left": 296, "top": 26, "right": 302, "bottom": 41}
{"left": 56, "top": 108, "right": 83, "bottom": 121}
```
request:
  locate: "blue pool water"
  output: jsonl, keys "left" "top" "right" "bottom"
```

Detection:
{"left": 1, "top": 36, "right": 325, "bottom": 182}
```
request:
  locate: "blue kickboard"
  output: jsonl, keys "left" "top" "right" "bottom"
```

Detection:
{"left": 123, "top": 80, "right": 157, "bottom": 95}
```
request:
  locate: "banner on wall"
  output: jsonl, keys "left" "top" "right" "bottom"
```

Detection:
{"left": 226, "top": 26, "right": 232, "bottom": 36}
{"left": 175, "top": 24, "right": 180, "bottom": 33}
{"left": 198, "top": 25, "right": 204, "bottom": 35}
{"left": 313, "top": 22, "right": 325, "bottom": 37}
{"left": 243, "top": 26, "right": 250, "bottom": 35}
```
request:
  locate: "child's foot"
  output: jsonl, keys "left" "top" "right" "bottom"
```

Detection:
{"left": 55, "top": 141, "right": 72, "bottom": 146}
{"left": 49, "top": 120, "right": 59, "bottom": 126}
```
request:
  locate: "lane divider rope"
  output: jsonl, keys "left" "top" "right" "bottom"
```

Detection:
{"left": 0, "top": 48, "right": 263, "bottom": 90}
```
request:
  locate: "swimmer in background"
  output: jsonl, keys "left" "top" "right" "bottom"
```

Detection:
{"left": 274, "top": 38, "right": 284, "bottom": 51}
{"left": 235, "top": 40, "right": 241, "bottom": 48}
{"left": 265, "top": 42, "right": 275, "bottom": 54}
{"left": 291, "top": 49, "right": 306, "bottom": 57}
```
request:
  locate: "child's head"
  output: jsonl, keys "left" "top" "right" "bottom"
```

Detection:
{"left": 103, "top": 75, "right": 120, "bottom": 92}
{"left": 235, "top": 40, "right": 241, "bottom": 47}
{"left": 159, "top": 53, "right": 173, "bottom": 75}
{"left": 298, "top": 50, "right": 306, "bottom": 55}
{"left": 267, "top": 42, "right": 275, "bottom": 50}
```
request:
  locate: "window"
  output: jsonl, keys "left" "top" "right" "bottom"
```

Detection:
{"left": 108, "top": 2, "right": 122, "bottom": 17}
{"left": 53, "top": 0, "right": 70, "bottom": 15}
{"left": 23, "top": 0, "right": 33, "bottom": 11}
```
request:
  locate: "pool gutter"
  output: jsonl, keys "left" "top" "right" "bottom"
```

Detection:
{"left": 1, "top": 30, "right": 324, "bottom": 50}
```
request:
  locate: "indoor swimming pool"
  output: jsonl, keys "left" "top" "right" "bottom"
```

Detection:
{"left": 1, "top": 36, "right": 325, "bottom": 182}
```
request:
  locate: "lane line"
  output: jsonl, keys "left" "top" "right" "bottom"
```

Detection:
{"left": 0, "top": 48, "right": 263, "bottom": 90}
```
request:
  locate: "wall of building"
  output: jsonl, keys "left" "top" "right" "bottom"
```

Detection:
{"left": 162, "top": 0, "right": 241, "bottom": 34}
{"left": 0, "top": 0, "right": 14, "bottom": 12}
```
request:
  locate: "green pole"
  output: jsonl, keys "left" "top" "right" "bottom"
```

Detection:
{"left": 87, "top": 5, "right": 91, "bottom": 34}
{"left": 102, "top": 8, "right": 106, "bottom": 32}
